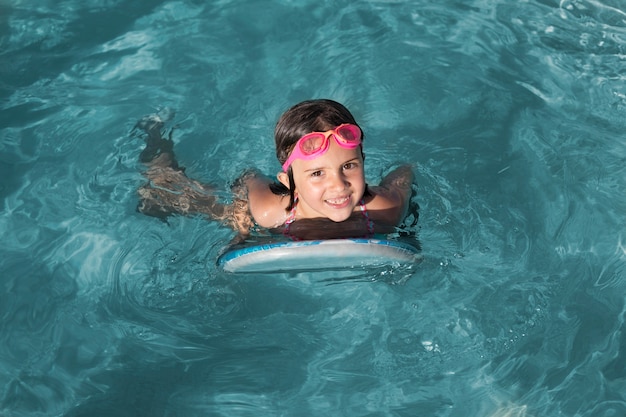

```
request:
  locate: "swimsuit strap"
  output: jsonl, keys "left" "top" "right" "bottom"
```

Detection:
{"left": 282, "top": 197, "right": 298, "bottom": 238}
{"left": 284, "top": 202, "right": 298, "bottom": 225}
{"left": 358, "top": 199, "right": 375, "bottom": 236}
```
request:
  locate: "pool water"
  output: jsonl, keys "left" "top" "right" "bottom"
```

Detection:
{"left": 1, "top": 0, "right": 625, "bottom": 416}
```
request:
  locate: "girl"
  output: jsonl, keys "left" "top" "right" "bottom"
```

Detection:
{"left": 135, "top": 99, "right": 414, "bottom": 240}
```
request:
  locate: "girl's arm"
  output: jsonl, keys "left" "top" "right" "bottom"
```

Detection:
{"left": 272, "top": 213, "right": 397, "bottom": 240}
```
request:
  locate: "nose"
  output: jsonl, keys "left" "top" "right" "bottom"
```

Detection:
{"left": 328, "top": 170, "right": 349, "bottom": 191}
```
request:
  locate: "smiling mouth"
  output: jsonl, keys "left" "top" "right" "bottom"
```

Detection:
{"left": 325, "top": 196, "right": 350, "bottom": 206}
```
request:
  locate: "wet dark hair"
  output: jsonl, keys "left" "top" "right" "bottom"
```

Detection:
{"left": 270, "top": 99, "right": 367, "bottom": 211}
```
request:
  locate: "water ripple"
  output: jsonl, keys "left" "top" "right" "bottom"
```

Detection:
{"left": 1, "top": 0, "right": 625, "bottom": 416}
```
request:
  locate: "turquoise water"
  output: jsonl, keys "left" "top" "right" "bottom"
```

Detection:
{"left": 1, "top": 0, "right": 625, "bottom": 416}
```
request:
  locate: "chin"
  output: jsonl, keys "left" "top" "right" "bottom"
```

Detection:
{"left": 326, "top": 211, "right": 353, "bottom": 223}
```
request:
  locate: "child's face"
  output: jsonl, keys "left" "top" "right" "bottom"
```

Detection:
{"left": 288, "top": 139, "right": 366, "bottom": 222}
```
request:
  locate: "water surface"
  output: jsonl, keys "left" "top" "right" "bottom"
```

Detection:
{"left": 1, "top": 0, "right": 625, "bottom": 416}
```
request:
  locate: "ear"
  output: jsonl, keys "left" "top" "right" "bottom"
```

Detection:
{"left": 277, "top": 172, "right": 290, "bottom": 188}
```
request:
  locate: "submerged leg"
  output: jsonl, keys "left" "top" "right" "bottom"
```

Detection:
{"left": 137, "top": 166, "right": 226, "bottom": 220}
{"left": 133, "top": 110, "right": 228, "bottom": 222}
{"left": 133, "top": 110, "right": 180, "bottom": 170}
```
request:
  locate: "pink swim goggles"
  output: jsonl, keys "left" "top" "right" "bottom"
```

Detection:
{"left": 282, "top": 123, "right": 362, "bottom": 172}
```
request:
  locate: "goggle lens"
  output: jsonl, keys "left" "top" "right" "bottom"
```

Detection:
{"left": 300, "top": 133, "right": 327, "bottom": 155}
{"left": 335, "top": 124, "right": 361, "bottom": 144}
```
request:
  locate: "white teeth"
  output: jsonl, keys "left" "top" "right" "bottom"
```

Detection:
{"left": 326, "top": 197, "right": 348, "bottom": 204}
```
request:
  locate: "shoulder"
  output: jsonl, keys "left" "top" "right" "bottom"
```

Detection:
{"left": 379, "top": 165, "right": 414, "bottom": 194}
{"left": 241, "top": 172, "right": 289, "bottom": 228}
{"left": 365, "top": 165, "right": 414, "bottom": 225}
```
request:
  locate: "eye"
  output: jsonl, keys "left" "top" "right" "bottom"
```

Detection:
{"left": 343, "top": 162, "right": 359, "bottom": 170}
{"left": 310, "top": 170, "right": 323, "bottom": 177}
